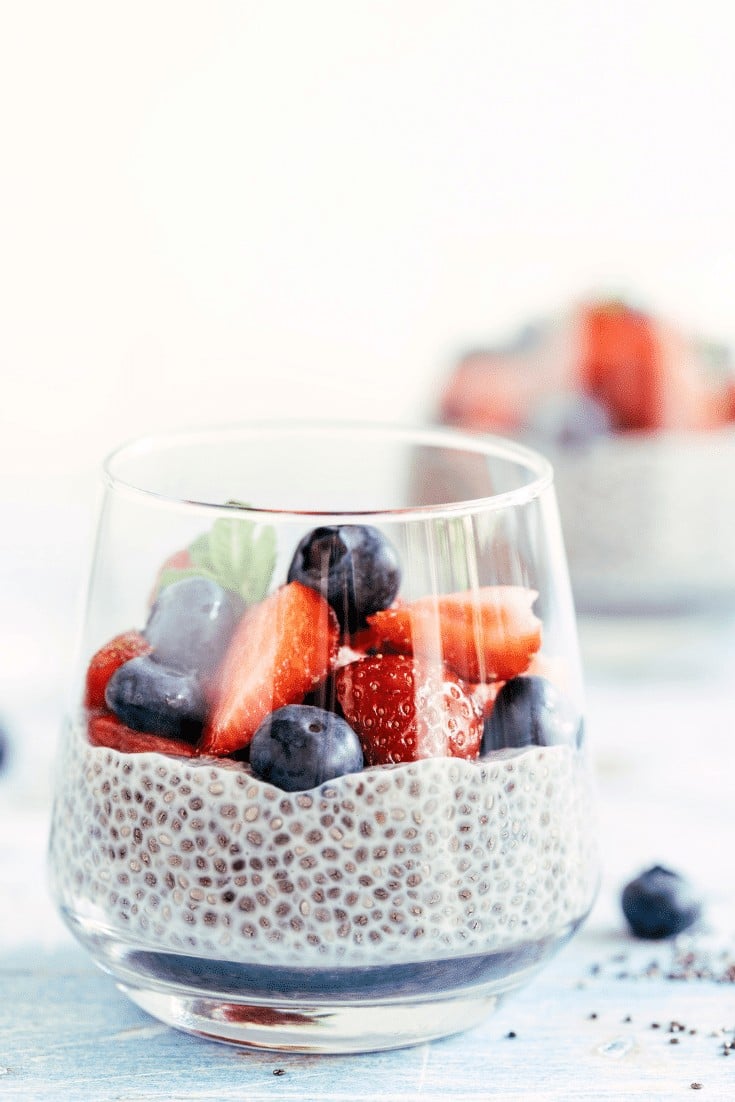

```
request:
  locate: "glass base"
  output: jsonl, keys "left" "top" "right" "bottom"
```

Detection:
{"left": 63, "top": 909, "right": 585, "bottom": 1052}
{"left": 119, "top": 982, "right": 501, "bottom": 1053}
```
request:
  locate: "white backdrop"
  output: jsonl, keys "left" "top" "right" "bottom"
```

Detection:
{"left": 1, "top": 0, "right": 734, "bottom": 797}
{"left": 2, "top": 0, "right": 735, "bottom": 510}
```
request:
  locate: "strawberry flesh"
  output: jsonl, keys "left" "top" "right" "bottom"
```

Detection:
{"left": 87, "top": 709, "right": 198, "bottom": 757}
{"left": 200, "top": 582, "right": 339, "bottom": 756}
{"left": 85, "top": 630, "right": 152, "bottom": 710}
{"left": 335, "top": 654, "right": 482, "bottom": 767}
{"left": 367, "top": 586, "right": 542, "bottom": 683}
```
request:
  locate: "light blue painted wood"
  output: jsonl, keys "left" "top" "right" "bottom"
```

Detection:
{"left": 1, "top": 931, "right": 733, "bottom": 1101}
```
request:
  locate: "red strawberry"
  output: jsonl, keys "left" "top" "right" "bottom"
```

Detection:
{"left": 148, "top": 548, "right": 193, "bottom": 604}
{"left": 578, "top": 301, "right": 660, "bottom": 432}
{"left": 200, "top": 582, "right": 339, "bottom": 756}
{"left": 341, "top": 598, "right": 407, "bottom": 654}
{"left": 367, "top": 586, "right": 541, "bottom": 683}
{"left": 87, "top": 709, "right": 198, "bottom": 757}
{"left": 84, "top": 630, "right": 152, "bottom": 710}
{"left": 157, "top": 548, "right": 193, "bottom": 574}
{"left": 335, "top": 654, "right": 482, "bottom": 767}
{"left": 466, "top": 679, "right": 503, "bottom": 722}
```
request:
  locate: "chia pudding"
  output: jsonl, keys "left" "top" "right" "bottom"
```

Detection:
{"left": 50, "top": 721, "right": 596, "bottom": 996}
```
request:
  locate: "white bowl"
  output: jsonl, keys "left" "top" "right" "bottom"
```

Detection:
{"left": 545, "top": 428, "right": 735, "bottom": 613}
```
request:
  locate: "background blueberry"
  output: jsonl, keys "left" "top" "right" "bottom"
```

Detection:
{"left": 287, "top": 525, "right": 401, "bottom": 633}
{"left": 481, "top": 675, "right": 581, "bottom": 755}
{"left": 528, "top": 391, "right": 613, "bottom": 448}
{"left": 105, "top": 655, "right": 206, "bottom": 742}
{"left": 0, "top": 720, "right": 10, "bottom": 776}
{"left": 621, "top": 865, "right": 702, "bottom": 939}
{"left": 249, "top": 704, "right": 363, "bottom": 791}
{"left": 144, "top": 576, "right": 244, "bottom": 677}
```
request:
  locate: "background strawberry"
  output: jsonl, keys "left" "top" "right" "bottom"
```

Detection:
{"left": 335, "top": 654, "right": 482, "bottom": 766}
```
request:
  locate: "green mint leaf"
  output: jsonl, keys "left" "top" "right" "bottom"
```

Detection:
{"left": 187, "top": 531, "right": 216, "bottom": 573}
{"left": 156, "top": 565, "right": 218, "bottom": 592}
{"left": 187, "top": 510, "right": 276, "bottom": 603}
{"left": 239, "top": 523, "right": 277, "bottom": 604}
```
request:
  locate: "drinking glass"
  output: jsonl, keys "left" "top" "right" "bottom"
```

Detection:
{"left": 48, "top": 423, "right": 598, "bottom": 1052}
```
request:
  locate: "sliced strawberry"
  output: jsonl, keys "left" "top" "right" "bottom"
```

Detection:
{"left": 335, "top": 654, "right": 482, "bottom": 767}
{"left": 87, "top": 709, "right": 198, "bottom": 757}
{"left": 200, "top": 582, "right": 339, "bottom": 756}
{"left": 367, "top": 586, "right": 541, "bottom": 683}
{"left": 340, "top": 598, "right": 407, "bottom": 654}
{"left": 525, "top": 651, "right": 573, "bottom": 692}
{"left": 84, "top": 630, "right": 152, "bottom": 710}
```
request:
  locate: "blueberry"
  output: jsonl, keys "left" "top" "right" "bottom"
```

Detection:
{"left": 105, "top": 655, "right": 206, "bottom": 742}
{"left": 621, "top": 866, "right": 702, "bottom": 939}
{"left": 249, "top": 704, "right": 363, "bottom": 792}
{"left": 145, "top": 577, "right": 244, "bottom": 677}
{"left": 529, "top": 392, "right": 612, "bottom": 447}
{"left": 287, "top": 525, "right": 401, "bottom": 632}
{"left": 0, "top": 721, "right": 10, "bottom": 776}
{"left": 481, "top": 675, "right": 581, "bottom": 755}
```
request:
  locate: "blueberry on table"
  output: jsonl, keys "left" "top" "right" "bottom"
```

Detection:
{"left": 621, "top": 866, "right": 702, "bottom": 939}
{"left": 287, "top": 525, "right": 401, "bottom": 633}
{"left": 144, "top": 577, "right": 244, "bottom": 678}
{"left": 249, "top": 704, "right": 364, "bottom": 792}
{"left": 105, "top": 655, "right": 207, "bottom": 742}
{"left": 481, "top": 675, "right": 581, "bottom": 755}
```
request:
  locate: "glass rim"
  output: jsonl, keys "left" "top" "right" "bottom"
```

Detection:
{"left": 102, "top": 421, "right": 554, "bottom": 521}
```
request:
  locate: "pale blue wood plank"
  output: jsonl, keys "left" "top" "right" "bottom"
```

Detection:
{"left": 2, "top": 932, "right": 734, "bottom": 1101}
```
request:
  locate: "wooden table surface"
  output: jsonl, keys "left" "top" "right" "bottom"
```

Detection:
{"left": 2, "top": 614, "right": 735, "bottom": 1101}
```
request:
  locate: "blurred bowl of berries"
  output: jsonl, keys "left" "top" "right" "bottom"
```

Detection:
{"left": 48, "top": 423, "right": 598, "bottom": 1052}
{"left": 439, "top": 299, "right": 735, "bottom": 613}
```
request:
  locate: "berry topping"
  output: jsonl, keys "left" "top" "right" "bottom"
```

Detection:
{"left": 466, "top": 680, "right": 503, "bottom": 722}
{"left": 148, "top": 548, "right": 193, "bottom": 604}
{"left": 249, "top": 704, "right": 363, "bottom": 792}
{"left": 144, "top": 576, "right": 244, "bottom": 679}
{"left": 87, "top": 709, "right": 198, "bottom": 757}
{"left": 105, "top": 655, "right": 207, "bottom": 742}
{"left": 621, "top": 866, "right": 702, "bottom": 940}
{"left": 152, "top": 513, "right": 276, "bottom": 604}
{"left": 287, "top": 525, "right": 401, "bottom": 633}
{"left": 85, "top": 630, "right": 152, "bottom": 710}
{"left": 367, "top": 586, "right": 542, "bottom": 682}
{"left": 480, "top": 675, "right": 580, "bottom": 754}
{"left": 335, "top": 654, "right": 482, "bottom": 767}
{"left": 201, "top": 582, "right": 340, "bottom": 756}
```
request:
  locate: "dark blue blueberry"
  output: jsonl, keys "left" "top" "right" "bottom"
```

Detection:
{"left": 249, "top": 704, "right": 363, "bottom": 792}
{"left": 144, "top": 577, "right": 244, "bottom": 677}
{"left": 529, "top": 392, "right": 612, "bottom": 448}
{"left": 0, "top": 721, "right": 10, "bottom": 776}
{"left": 481, "top": 675, "right": 581, "bottom": 755}
{"left": 621, "top": 866, "right": 702, "bottom": 940}
{"left": 105, "top": 655, "right": 206, "bottom": 742}
{"left": 287, "top": 525, "right": 401, "bottom": 632}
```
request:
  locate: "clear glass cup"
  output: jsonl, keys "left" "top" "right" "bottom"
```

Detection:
{"left": 48, "top": 423, "right": 598, "bottom": 1053}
